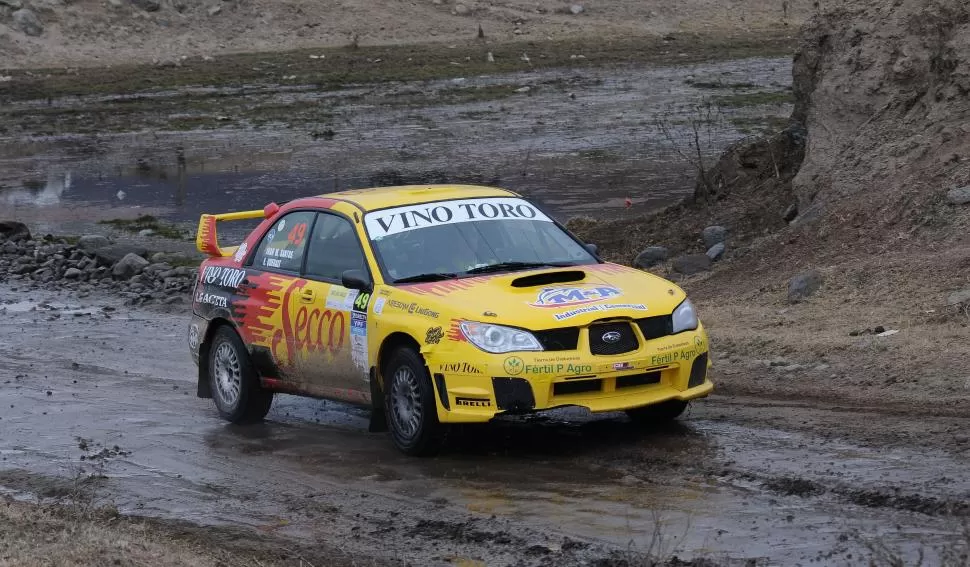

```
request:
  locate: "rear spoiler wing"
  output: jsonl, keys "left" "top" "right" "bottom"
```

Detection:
{"left": 196, "top": 202, "right": 280, "bottom": 257}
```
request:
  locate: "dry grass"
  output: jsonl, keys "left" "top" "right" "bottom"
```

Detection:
{"left": 0, "top": 496, "right": 379, "bottom": 567}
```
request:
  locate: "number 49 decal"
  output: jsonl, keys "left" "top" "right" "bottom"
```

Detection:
{"left": 353, "top": 292, "right": 371, "bottom": 312}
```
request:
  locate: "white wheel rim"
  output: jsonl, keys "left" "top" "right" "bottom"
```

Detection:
{"left": 213, "top": 341, "right": 242, "bottom": 409}
{"left": 390, "top": 366, "right": 422, "bottom": 439}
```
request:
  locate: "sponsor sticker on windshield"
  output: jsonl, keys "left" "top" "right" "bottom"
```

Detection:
{"left": 365, "top": 197, "right": 552, "bottom": 238}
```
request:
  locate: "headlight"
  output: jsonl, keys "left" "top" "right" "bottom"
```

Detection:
{"left": 459, "top": 321, "right": 544, "bottom": 353}
{"left": 671, "top": 299, "right": 699, "bottom": 333}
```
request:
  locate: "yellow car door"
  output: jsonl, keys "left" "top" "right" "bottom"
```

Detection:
{"left": 297, "top": 212, "right": 372, "bottom": 404}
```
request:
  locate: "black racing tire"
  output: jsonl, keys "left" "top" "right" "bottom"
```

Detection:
{"left": 626, "top": 400, "right": 688, "bottom": 424}
{"left": 383, "top": 347, "right": 445, "bottom": 456}
{"left": 208, "top": 325, "right": 273, "bottom": 424}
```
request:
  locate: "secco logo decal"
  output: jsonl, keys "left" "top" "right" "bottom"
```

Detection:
{"left": 531, "top": 285, "right": 622, "bottom": 308}
{"left": 365, "top": 198, "right": 552, "bottom": 237}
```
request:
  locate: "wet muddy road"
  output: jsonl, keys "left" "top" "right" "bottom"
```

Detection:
{"left": 1, "top": 56, "right": 792, "bottom": 239}
{"left": 2, "top": 285, "right": 968, "bottom": 566}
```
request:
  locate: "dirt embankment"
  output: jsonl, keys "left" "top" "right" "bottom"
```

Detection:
{"left": 572, "top": 0, "right": 970, "bottom": 409}
{"left": 0, "top": 0, "right": 813, "bottom": 69}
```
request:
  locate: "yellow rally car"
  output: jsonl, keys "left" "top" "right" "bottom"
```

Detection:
{"left": 188, "top": 185, "right": 712, "bottom": 455}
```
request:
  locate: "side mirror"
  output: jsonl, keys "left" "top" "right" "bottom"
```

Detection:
{"left": 341, "top": 269, "right": 373, "bottom": 292}
{"left": 585, "top": 243, "right": 599, "bottom": 256}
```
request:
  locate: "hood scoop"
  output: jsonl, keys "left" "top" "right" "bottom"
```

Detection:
{"left": 511, "top": 270, "right": 586, "bottom": 288}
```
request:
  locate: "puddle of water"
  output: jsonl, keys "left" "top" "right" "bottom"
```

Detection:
{"left": 0, "top": 300, "right": 98, "bottom": 316}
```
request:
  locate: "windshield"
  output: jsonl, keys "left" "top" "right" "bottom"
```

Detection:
{"left": 364, "top": 197, "right": 598, "bottom": 282}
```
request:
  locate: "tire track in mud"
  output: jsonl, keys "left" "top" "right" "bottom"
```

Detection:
{"left": 2, "top": 285, "right": 970, "bottom": 565}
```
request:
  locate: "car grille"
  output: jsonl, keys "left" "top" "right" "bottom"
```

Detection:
{"left": 636, "top": 315, "right": 673, "bottom": 341}
{"left": 616, "top": 371, "right": 662, "bottom": 389}
{"left": 553, "top": 379, "right": 602, "bottom": 396}
{"left": 533, "top": 327, "right": 580, "bottom": 351}
{"left": 588, "top": 322, "right": 639, "bottom": 355}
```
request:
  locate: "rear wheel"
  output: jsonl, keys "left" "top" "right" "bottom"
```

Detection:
{"left": 208, "top": 326, "right": 273, "bottom": 423}
{"left": 383, "top": 347, "right": 445, "bottom": 456}
{"left": 626, "top": 400, "right": 688, "bottom": 424}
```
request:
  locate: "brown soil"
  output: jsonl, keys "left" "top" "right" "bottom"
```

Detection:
{"left": 569, "top": 0, "right": 970, "bottom": 413}
{"left": 0, "top": 0, "right": 814, "bottom": 69}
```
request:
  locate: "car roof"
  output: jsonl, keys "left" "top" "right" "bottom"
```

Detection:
{"left": 320, "top": 184, "right": 518, "bottom": 212}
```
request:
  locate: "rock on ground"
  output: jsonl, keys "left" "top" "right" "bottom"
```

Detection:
{"left": 12, "top": 8, "right": 43, "bottom": 37}
{"left": 946, "top": 288, "right": 970, "bottom": 308}
{"left": 94, "top": 244, "right": 148, "bottom": 266}
{"left": 706, "top": 242, "right": 725, "bottom": 261}
{"left": 130, "top": 0, "right": 160, "bottom": 12}
{"left": 702, "top": 226, "right": 727, "bottom": 249}
{"left": 77, "top": 234, "right": 110, "bottom": 252}
{"left": 633, "top": 246, "right": 669, "bottom": 269}
{"left": 788, "top": 270, "right": 823, "bottom": 302}
{"left": 671, "top": 254, "right": 712, "bottom": 275}
{"left": 112, "top": 253, "right": 150, "bottom": 279}
{"left": 947, "top": 186, "right": 970, "bottom": 205}
{"left": 0, "top": 221, "right": 31, "bottom": 242}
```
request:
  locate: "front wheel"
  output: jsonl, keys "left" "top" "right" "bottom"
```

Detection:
{"left": 383, "top": 347, "right": 445, "bottom": 456}
{"left": 208, "top": 326, "right": 273, "bottom": 424}
{"left": 626, "top": 400, "right": 688, "bottom": 424}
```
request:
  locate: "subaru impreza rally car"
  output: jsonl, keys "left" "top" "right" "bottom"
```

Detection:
{"left": 188, "top": 185, "right": 712, "bottom": 455}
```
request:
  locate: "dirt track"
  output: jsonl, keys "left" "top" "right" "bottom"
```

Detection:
{"left": 2, "top": 284, "right": 968, "bottom": 565}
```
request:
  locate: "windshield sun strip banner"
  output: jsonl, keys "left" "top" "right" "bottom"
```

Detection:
{"left": 364, "top": 197, "right": 553, "bottom": 238}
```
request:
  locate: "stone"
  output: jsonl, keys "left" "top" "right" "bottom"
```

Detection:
{"left": 0, "top": 221, "right": 30, "bottom": 242}
{"left": 12, "top": 9, "right": 43, "bottom": 36}
{"left": 788, "top": 270, "right": 823, "bottom": 302}
{"left": 706, "top": 242, "right": 725, "bottom": 261}
{"left": 0, "top": 0, "right": 23, "bottom": 9}
{"left": 63, "top": 268, "right": 82, "bottom": 279}
{"left": 946, "top": 288, "right": 970, "bottom": 308}
{"left": 144, "top": 262, "right": 173, "bottom": 275}
{"left": 93, "top": 244, "right": 148, "bottom": 266}
{"left": 454, "top": 3, "right": 469, "bottom": 15}
{"left": 569, "top": 4, "right": 584, "bottom": 14}
{"left": 112, "top": 253, "right": 150, "bottom": 279}
{"left": 783, "top": 203, "right": 798, "bottom": 223}
{"left": 702, "top": 225, "right": 727, "bottom": 249}
{"left": 671, "top": 254, "right": 712, "bottom": 275}
{"left": 130, "top": 0, "right": 160, "bottom": 11}
{"left": 138, "top": 228, "right": 155, "bottom": 237}
{"left": 946, "top": 186, "right": 970, "bottom": 205}
{"left": 632, "top": 246, "right": 669, "bottom": 269}
{"left": 77, "top": 234, "right": 110, "bottom": 252}
{"left": 207, "top": 4, "right": 221, "bottom": 15}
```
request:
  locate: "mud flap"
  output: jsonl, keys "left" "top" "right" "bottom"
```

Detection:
{"left": 197, "top": 367, "right": 213, "bottom": 399}
{"left": 368, "top": 366, "right": 388, "bottom": 433}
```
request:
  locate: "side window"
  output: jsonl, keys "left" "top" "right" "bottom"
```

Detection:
{"left": 304, "top": 214, "right": 367, "bottom": 282}
{"left": 251, "top": 211, "right": 316, "bottom": 273}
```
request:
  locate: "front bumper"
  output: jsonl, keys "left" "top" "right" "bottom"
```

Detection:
{"left": 426, "top": 327, "right": 713, "bottom": 423}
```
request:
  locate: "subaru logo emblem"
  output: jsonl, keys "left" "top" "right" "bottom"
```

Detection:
{"left": 602, "top": 331, "right": 622, "bottom": 344}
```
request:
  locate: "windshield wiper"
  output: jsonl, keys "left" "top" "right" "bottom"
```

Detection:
{"left": 464, "top": 261, "right": 575, "bottom": 275}
{"left": 393, "top": 272, "right": 458, "bottom": 284}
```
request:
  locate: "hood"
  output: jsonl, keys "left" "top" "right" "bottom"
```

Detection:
{"left": 397, "top": 263, "right": 686, "bottom": 329}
